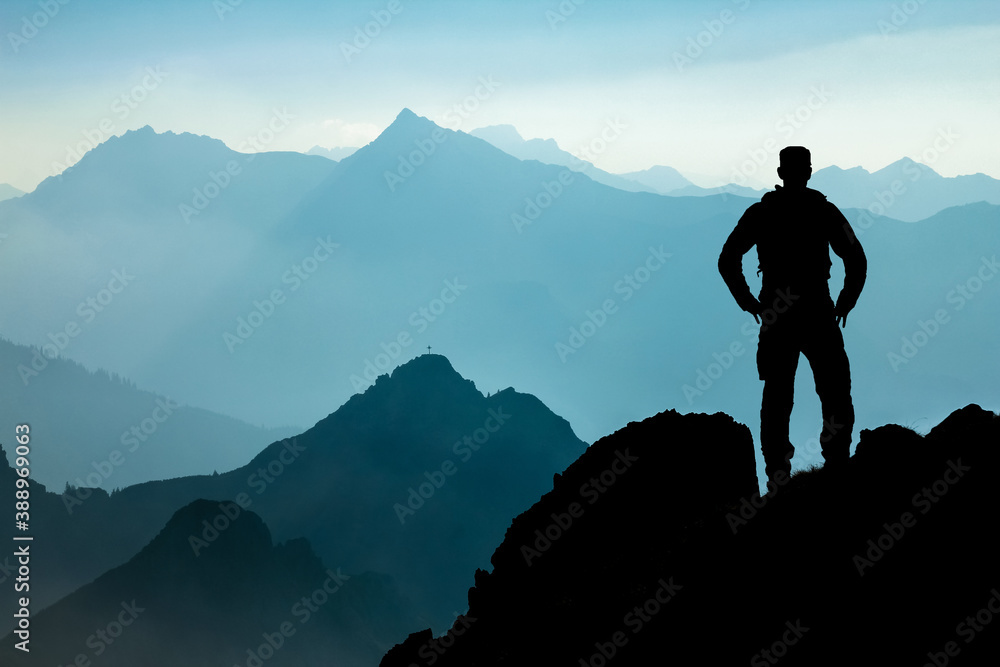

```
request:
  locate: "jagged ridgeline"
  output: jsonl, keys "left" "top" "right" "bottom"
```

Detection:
{"left": 381, "top": 404, "right": 1000, "bottom": 666}
{"left": 0, "top": 355, "right": 586, "bottom": 663}
{"left": 0, "top": 336, "right": 294, "bottom": 491}
{"left": 3, "top": 114, "right": 996, "bottom": 465}
{"left": 1, "top": 499, "right": 412, "bottom": 665}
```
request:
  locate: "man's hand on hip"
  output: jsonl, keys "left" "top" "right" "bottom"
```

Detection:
{"left": 833, "top": 304, "right": 850, "bottom": 328}
{"left": 740, "top": 296, "right": 764, "bottom": 324}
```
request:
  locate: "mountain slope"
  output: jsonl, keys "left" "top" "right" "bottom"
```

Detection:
{"left": 26, "top": 125, "right": 338, "bottom": 228}
{"left": 0, "top": 183, "right": 24, "bottom": 202}
{"left": 810, "top": 157, "right": 1000, "bottom": 221}
{"left": 381, "top": 403, "right": 1000, "bottom": 666}
{"left": 0, "top": 110, "right": 996, "bottom": 485}
{"left": 618, "top": 165, "right": 768, "bottom": 198}
{"left": 0, "top": 500, "right": 415, "bottom": 666}
{"left": 469, "top": 123, "right": 658, "bottom": 193}
{"left": 0, "top": 354, "right": 586, "bottom": 632}
{"left": 619, "top": 164, "right": 695, "bottom": 194}
{"left": 307, "top": 145, "right": 359, "bottom": 161}
{"left": 0, "top": 336, "right": 295, "bottom": 490}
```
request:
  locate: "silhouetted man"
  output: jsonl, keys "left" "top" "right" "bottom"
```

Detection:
{"left": 719, "top": 146, "right": 867, "bottom": 485}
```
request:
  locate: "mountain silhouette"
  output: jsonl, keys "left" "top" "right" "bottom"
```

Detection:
{"left": 379, "top": 404, "right": 1000, "bottom": 666}
{"left": 809, "top": 157, "right": 1000, "bottom": 221}
{"left": 668, "top": 181, "right": 769, "bottom": 198}
{"left": 618, "top": 164, "right": 696, "bottom": 194}
{"left": 27, "top": 125, "right": 337, "bottom": 229}
{"left": 619, "top": 157, "right": 1000, "bottom": 217}
{"left": 0, "top": 499, "right": 414, "bottom": 666}
{"left": 469, "top": 124, "right": 658, "bottom": 194}
{"left": 619, "top": 165, "right": 770, "bottom": 199}
{"left": 0, "top": 111, "right": 997, "bottom": 480}
{"left": 0, "top": 336, "right": 294, "bottom": 490}
{"left": 0, "top": 183, "right": 24, "bottom": 202}
{"left": 306, "top": 144, "right": 360, "bottom": 161}
{"left": 468, "top": 125, "right": 778, "bottom": 200}
{"left": 0, "top": 354, "right": 585, "bottom": 633}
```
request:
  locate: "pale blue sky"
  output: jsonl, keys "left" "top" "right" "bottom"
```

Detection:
{"left": 1, "top": 0, "right": 998, "bottom": 191}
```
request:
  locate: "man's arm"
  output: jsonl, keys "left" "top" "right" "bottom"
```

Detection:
{"left": 828, "top": 203, "right": 867, "bottom": 327}
{"left": 718, "top": 204, "right": 763, "bottom": 320}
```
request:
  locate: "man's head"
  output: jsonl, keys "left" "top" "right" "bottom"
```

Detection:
{"left": 777, "top": 146, "right": 811, "bottom": 189}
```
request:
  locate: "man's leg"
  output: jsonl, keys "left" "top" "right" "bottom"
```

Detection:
{"left": 802, "top": 318, "right": 855, "bottom": 467}
{"left": 758, "top": 326, "right": 799, "bottom": 482}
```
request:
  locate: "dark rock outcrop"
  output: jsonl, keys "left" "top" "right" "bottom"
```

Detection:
{"left": 382, "top": 404, "right": 1000, "bottom": 666}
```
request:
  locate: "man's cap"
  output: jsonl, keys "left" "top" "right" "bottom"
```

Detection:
{"left": 779, "top": 146, "right": 811, "bottom": 168}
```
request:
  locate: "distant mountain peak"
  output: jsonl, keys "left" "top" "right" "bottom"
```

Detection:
{"left": 112, "top": 125, "right": 228, "bottom": 149}
{"left": 372, "top": 108, "right": 446, "bottom": 146}
{"left": 815, "top": 164, "right": 871, "bottom": 176}
{"left": 620, "top": 164, "right": 695, "bottom": 194}
{"left": 469, "top": 124, "right": 527, "bottom": 150}
{"left": 395, "top": 351, "right": 452, "bottom": 369}
{"left": 320, "top": 353, "right": 487, "bottom": 433}
{"left": 0, "top": 183, "right": 26, "bottom": 201}
{"left": 144, "top": 498, "right": 273, "bottom": 562}
{"left": 306, "top": 145, "right": 359, "bottom": 161}
{"left": 878, "top": 156, "right": 943, "bottom": 178}
{"left": 125, "top": 124, "right": 157, "bottom": 136}
{"left": 388, "top": 108, "right": 438, "bottom": 131}
{"left": 387, "top": 352, "right": 466, "bottom": 382}
{"left": 57, "top": 124, "right": 231, "bottom": 173}
{"left": 359, "top": 353, "right": 479, "bottom": 398}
